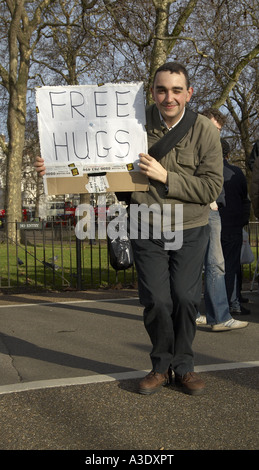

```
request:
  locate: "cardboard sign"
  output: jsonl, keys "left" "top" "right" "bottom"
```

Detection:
{"left": 36, "top": 83, "right": 149, "bottom": 195}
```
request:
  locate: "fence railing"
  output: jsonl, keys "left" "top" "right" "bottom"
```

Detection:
{"left": 0, "top": 220, "right": 258, "bottom": 291}
{"left": 0, "top": 219, "right": 136, "bottom": 290}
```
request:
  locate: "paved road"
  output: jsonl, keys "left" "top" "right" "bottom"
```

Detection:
{"left": 0, "top": 288, "right": 258, "bottom": 453}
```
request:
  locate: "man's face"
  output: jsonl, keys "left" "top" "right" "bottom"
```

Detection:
{"left": 151, "top": 70, "right": 193, "bottom": 128}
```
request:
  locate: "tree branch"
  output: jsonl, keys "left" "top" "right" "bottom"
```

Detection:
{"left": 213, "top": 43, "right": 259, "bottom": 108}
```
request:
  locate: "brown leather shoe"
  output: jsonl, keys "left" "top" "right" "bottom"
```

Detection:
{"left": 175, "top": 372, "right": 205, "bottom": 395}
{"left": 139, "top": 369, "right": 171, "bottom": 395}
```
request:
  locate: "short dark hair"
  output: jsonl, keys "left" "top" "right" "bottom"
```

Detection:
{"left": 153, "top": 62, "right": 190, "bottom": 89}
{"left": 202, "top": 108, "right": 227, "bottom": 127}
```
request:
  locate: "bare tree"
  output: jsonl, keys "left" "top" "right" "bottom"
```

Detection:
{"left": 184, "top": 0, "right": 259, "bottom": 167}
{"left": 101, "top": 0, "right": 258, "bottom": 164}
{"left": 30, "top": 0, "right": 114, "bottom": 208}
{"left": 1, "top": 0, "right": 258, "bottom": 244}
{"left": 31, "top": 0, "right": 107, "bottom": 86}
{"left": 0, "top": 0, "right": 57, "bottom": 242}
{"left": 102, "top": 0, "right": 199, "bottom": 101}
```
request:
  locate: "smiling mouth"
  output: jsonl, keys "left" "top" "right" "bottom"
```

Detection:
{"left": 164, "top": 104, "right": 177, "bottom": 110}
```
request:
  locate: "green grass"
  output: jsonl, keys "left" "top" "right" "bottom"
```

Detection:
{"left": 0, "top": 241, "right": 136, "bottom": 290}
{"left": 1, "top": 229, "right": 258, "bottom": 291}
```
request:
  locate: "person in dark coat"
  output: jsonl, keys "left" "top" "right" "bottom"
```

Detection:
{"left": 251, "top": 143, "right": 259, "bottom": 218}
{"left": 219, "top": 139, "right": 250, "bottom": 315}
{"left": 248, "top": 139, "right": 259, "bottom": 171}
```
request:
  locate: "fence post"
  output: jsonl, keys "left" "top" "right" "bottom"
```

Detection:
{"left": 76, "top": 220, "right": 82, "bottom": 290}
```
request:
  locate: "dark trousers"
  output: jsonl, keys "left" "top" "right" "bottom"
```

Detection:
{"left": 221, "top": 229, "right": 243, "bottom": 305}
{"left": 131, "top": 225, "right": 210, "bottom": 376}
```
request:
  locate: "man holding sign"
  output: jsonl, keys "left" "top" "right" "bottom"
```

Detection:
{"left": 35, "top": 62, "right": 223, "bottom": 396}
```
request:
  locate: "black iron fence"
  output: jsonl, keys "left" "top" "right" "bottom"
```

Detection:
{"left": 0, "top": 219, "right": 136, "bottom": 290}
{"left": 0, "top": 220, "right": 258, "bottom": 291}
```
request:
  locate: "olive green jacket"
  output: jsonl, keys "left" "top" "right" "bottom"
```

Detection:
{"left": 131, "top": 104, "right": 223, "bottom": 231}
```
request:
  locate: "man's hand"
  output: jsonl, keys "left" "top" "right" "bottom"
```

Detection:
{"left": 34, "top": 156, "right": 46, "bottom": 176}
{"left": 138, "top": 153, "right": 168, "bottom": 184}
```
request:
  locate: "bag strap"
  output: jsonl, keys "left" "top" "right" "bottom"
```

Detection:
{"left": 148, "top": 108, "right": 198, "bottom": 160}
{"left": 116, "top": 108, "right": 197, "bottom": 204}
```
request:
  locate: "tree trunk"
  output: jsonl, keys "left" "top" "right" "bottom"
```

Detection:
{"left": 5, "top": 92, "right": 27, "bottom": 243}
{"left": 5, "top": 1, "right": 29, "bottom": 243}
{"left": 147, "top": 0, "right": 199, "bottom": 103}
{"left": 4, "top": 0, "right": 56, "bottom": 243}
{"left": 148, "top": 0, "right": 171, "bottom": 96}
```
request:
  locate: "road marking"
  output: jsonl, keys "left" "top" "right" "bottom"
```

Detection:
{"left": 0, "top": 361, "right": 258, "bottom": 396}
{"left": 0, "top": 289, "right": 254, "bottom": 309}
{"left": 0, "top": 297, "right": 139, "bottom": 308}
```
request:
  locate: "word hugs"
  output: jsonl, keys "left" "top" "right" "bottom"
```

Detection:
{"left": 36, "top": 83, "right": 147, "bottom": 167}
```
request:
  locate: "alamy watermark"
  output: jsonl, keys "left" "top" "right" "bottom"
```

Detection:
{"left": 75, "top": 195, "right": 183, "bottom": 250}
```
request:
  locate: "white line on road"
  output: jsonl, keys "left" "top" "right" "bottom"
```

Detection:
{"left": 0, "top": 361, "right": 258, "bottom": 396}
{"left": 0, "top": 297, "right": 139, "bottom": 309}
